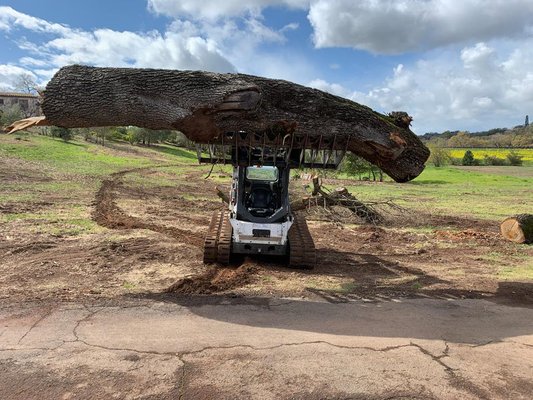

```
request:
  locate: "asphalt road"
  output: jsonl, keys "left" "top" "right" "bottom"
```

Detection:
{"left": 1, "top": 296, "right": 532, "bottom": 399}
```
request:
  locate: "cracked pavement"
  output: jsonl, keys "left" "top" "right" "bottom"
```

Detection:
{"left": 1, "top": 297, "right": 532, "bottom": 399}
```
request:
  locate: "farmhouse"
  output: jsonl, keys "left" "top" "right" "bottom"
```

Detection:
{"left": 0, "top": 91, "right": 40, "bottom": 116}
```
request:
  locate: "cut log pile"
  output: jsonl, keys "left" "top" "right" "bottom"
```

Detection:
{"left": 6, "top": 65, "right": 430, "bottom": 182}
{"left": 500, "top": 214, "right": 533, "bottom": 244}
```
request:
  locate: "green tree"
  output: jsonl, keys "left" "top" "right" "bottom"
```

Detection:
{"left": 51, "top": 126, "right": 73, "bottom": 142}
{"left": 462, "top": 150, "right": 475, "bottom": 166}
{"left": 342, "top": 153, "right": 384, "bottom": 181}
{"left": 343, "top": 153, "right": 371, "bottom": 180}
{"left": 447, "top": 131, "right": 472, "bottom": 147}
{"left": 124, "top": 127, "right": 175, "bottom": 146}
{"left": 166, "top": 131, "right": 194, "bottom": 149}
{"left": 110, "top": 126, "right": 128, "bottom": 141}
{"left": 428, "top": 145, "right": 451, "bottom": 167}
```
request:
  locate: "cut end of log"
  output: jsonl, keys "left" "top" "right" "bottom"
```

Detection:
{"left": 500, "top": 214, "right": 533, "bottom": 244}
{"left": 4, "top": 116, "right": 50, "bottom": 134}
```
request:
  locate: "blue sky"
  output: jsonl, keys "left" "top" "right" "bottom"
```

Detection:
{"left": 1, "top": 0, "right": 533, "bottom": 134}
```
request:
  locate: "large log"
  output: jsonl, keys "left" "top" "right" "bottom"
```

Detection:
{"left": 6, "top": 65, "right": 429, "bottom": 182}
{"left": 500, "top": 214, "right": 533, "bottom": 244}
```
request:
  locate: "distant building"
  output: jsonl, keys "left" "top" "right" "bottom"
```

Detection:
{"left": 0, "top": 92, "right": 41, "bottom": 117}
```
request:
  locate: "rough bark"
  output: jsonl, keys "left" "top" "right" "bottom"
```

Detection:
{"left": 500, "top": 214, "right": 533, "bottom": 244}
{"left": 6, "top": 65, "right": 430, "bottom": 182}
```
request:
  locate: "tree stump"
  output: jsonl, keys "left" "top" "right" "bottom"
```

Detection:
{"left": 500, "top": 214, "right": 533, "bottom": 244}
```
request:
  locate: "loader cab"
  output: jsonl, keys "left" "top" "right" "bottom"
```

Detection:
{"left": 231, "top": 164, "right": 291, "bottom": 224}
{"left": 244, "top": 166, "right": 280, "bottom": 218}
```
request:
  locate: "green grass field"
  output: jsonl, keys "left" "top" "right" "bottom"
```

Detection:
{"left": 347, "top": 165, "right": 532, "bottom": 221}
{"left": 0, "top": 134, "right": 197, "bottom": 176}
{"left": 0, "top": 134, "right": 198, "bottom": 235}
{"left": 1, "top": 134, "right": 531, "bottom": 284}
{"left": 1, "top": 134, "right": 531, "bottom": 227}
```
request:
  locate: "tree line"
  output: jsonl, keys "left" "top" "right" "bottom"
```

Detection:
{"left": 0, "top": 102, "right": 193, "bottom": 147}
{"left": 428, "top": 146, "right": 525, "bottom": 167}
{"left": 46, "top": 125, "right": 194, "bottom": 148}
{"left": 421, "top": 125, "right": 533, "bottom": 148}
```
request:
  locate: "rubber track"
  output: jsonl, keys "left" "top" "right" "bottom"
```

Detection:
{"left": 203, "top": 209, "right": 225, "bottom": 263}
{"left": 217, "top": 211, "right": 233, "bottom": 264}
{"left": 288, "top": 216, "right": 316, "bottom": 269}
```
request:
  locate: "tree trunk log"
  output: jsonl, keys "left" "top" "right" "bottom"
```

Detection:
{"left": 500, "top": 214, "right": 533, "bottom": 244}
{"left": 6, "top": 65, "right": 430, "bottom": 182}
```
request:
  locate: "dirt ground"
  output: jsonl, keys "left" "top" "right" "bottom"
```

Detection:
{"left": 1, "top": 155, "right": 532, "bottom": 307}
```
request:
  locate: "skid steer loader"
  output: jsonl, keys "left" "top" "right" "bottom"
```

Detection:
{"left": 198, "top": 131, "right": 346, "bottom": 269}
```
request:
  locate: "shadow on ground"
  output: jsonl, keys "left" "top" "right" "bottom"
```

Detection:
{"left": 128, "top": 280, "right": 533, "bottom": 345}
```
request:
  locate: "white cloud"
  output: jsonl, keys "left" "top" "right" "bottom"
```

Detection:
{"left": 0, "top": 6, "right": 71, "bottom": 35}
{"left": 0, "top": 6, "right": 237, "bottom": 84}
{"left": 147, "top": 0, "right": 308, "bottom": 20}
{"left": 312, "top": 41, "right": 533, "bottom": 132}
{"left": 243, "top": 52, "right": 318, "bottom": 83}
{"left": 163, "top": 15, "right": 306, "bottom": 80}
{"left": 42, "top": 28, "right": 236, "bottom": 72}
{"left": 308, "top": 0, "right": 533, "bottom": 54}
{"left": 0, "top": 5, "right": 305, "bottom": 86}
{"left": 308, "top": 78, "right": 351, "bottom": 97}
{"left": 280, "top": 22, "right": 299, "bottom": 33}
{"left": 19, "top": 57, "right": 49, "bottom": 67}
{"left": 0, "top": 64, "right": 37, "bottom": 89}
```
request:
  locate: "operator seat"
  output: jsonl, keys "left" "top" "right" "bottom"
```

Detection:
{"left": 249, "top": 187, "right": 272, "bottom": 209}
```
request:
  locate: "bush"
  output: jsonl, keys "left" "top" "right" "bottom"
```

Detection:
{"left": 167, "top": 131, "right": 192, "bottom": 147}
{"left": 125, "top": 131, "right": 137, "bottom": 144}
{"left": 312, "top": 168, "right": 340, "bottom": 179}
{"left": 0, "top": 104, "right": 23, "bottom": 127}
{"left": 506, "top": 150, "right": 523, "bottom": 166}
{"left": 80, "top": 128, "right": 93, "bottom": 141}
{"left": 110, "top": 127, "right": 128, "bottom": 141}
{"left": 51, "top": 126, "right": 73, "bottom": 142}
{"left": 483, "top": 155, "right": 506, "bottom": 166}
{"left": 462, "top": 150, "right": 476, "bottom": 166}
{"left": 449, "top": 157, "right": 462, "bottom": 166}
{"left": 428, "top": 145, "right": 451, "bottom": 167}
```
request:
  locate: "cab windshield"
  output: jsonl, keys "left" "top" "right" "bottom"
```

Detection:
{"left": 246, "top": 166, "right": 278, "bottom": 182}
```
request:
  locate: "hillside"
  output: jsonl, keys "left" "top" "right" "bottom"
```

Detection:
{"left": 421, "top": 124, "right": 533, "bottom": 148}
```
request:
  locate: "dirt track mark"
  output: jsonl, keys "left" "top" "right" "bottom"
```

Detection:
{"left": 93, "top": 166, "right": 204, "bottom": 248}
{"left": 94, "top": 165, "right": 256, "bottom": 296}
